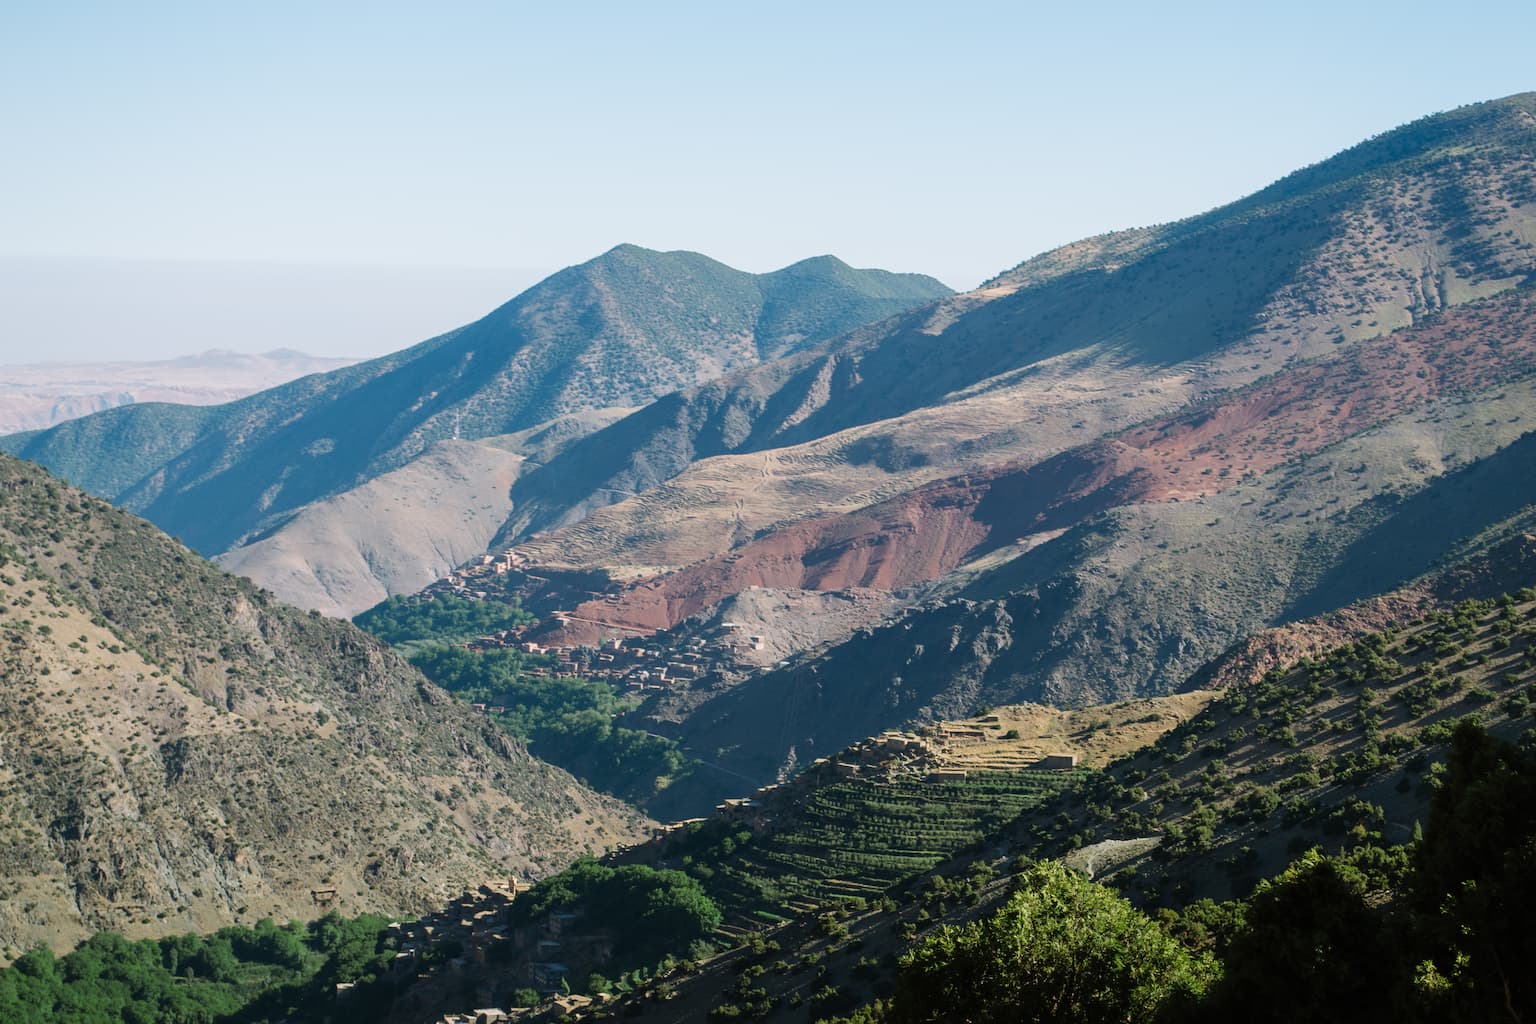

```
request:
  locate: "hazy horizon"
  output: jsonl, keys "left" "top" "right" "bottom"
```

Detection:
{"left": 4, "top": 2, "right": 1535, "bottom": 363}
{"left": 0, "top": 257, "right": 552, "bottom": 363}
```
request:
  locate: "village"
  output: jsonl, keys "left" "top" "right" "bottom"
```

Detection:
{"left": 351, "top": 878, "right": 622, "bottom": 1024}
{"left": 419, "top": 549, "right": 784, "bottom": 699}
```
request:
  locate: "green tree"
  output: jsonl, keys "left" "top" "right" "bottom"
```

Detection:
{"left": 1408, "top": 719, "right": 1536, "bottom": 1020}
{"left": 892, "top": 862, "right": 1216, "bottom": 1023}
{"left": 1190, "top": 849, "right": 1406, "bottom": 1023}
{"left": 353, "top": 593, "right": 533, "bottom": 645}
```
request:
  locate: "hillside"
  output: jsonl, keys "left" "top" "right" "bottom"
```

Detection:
{"left": 8, "top": 582, "right": 1532, "bottom": 1022}
{"left": 499, "top": 94, "right": 1536, "bottom": 560}
{"left": 1001, "top": 587, "right": 1536, "bottom": 902}
{"left": 0, "top": 453, "right": 647, "bottom": 959}
{"left": 218, "top": 410, "right": 640, "bottom": 618}
{"left": 212, "top": 438, "right": 530, "bottom": 618}
{"left": 1, "top": 248, "right": 951, "bottom": 565}
{"left": 491, "top": 589, "right": 1536, "bottom": 1024}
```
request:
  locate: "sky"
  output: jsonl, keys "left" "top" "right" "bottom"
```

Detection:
{"left": 1, "top": 1, "right": 1534, "bottom": 362}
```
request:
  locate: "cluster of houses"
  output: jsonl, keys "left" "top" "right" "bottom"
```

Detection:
{"left": 419, "top": 548, "right": 778, "bottom": 695}
{"left": 425, "top": 551, "right": 525, "bottom": 603}
{"left": 383, "top": 880, "right": 519, "bottom": 980}
{"left": 426, "top": 612, "right": 779, "bottom": 735}
{"left": 468, "top": 623, "right": 768, "bottom": 692}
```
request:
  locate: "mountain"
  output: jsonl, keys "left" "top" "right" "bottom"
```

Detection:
{"left": 503, "top": 96, "right": 1536, "bottom": 562}
{"left": 444, "top": 93, "right": 1536, "bottom": 801}
{"left": 0, "top": 452, "right": 645, "bottom": 957}
{"left": 0, "top": 248, "right": 950, "bottom": 561}
{"left": 0, "top": 349, "right": 359, "bottom": 433}
{"left": 0, "top": 250, "right": 950, "bottom": 615}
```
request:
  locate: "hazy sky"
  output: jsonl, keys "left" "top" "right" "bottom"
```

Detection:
{"left": 2, "top": 1, "right": 1533, "bottom": 361}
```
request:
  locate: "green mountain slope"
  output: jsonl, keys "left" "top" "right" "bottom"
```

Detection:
{"left": 509, "top": 590, "right": 1536, "bottom": 1024}
{"left": 0, "top": 453, "right": 646, "bottom": 958}
{"left": 1004, "top": 588, "right": 1536, "bottom": 905}
{"left": 1, "top": 248, "right": 950, "bottom": 557}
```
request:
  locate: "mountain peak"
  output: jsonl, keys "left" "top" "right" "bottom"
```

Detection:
{"left": 4, "top": 245, "right": 951, "bottom": 563}
{"left": 598, "top": 241, "right": 665, "bottom": 261}
{"left": 769, "top": 254, "right": 860, "bottom": 282}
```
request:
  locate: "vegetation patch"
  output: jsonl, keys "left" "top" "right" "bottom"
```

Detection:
{"left": 0, "top": 914, "right": 396, "bottom": 1024}
{"left": 408, "top": 644, "right": 693, "bottom": 804}
{"left": 353, "top": 592, "right": 534, "bottom": 647}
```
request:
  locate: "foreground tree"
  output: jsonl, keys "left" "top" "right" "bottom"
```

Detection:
{"left": 1409, "top": 720, "right": 1536, "bottom": 1021}
{"left": 1187, "top": 849, "right": 1406, "bottom": 1023}
{"left": 892, "top": 861, "right": 1216, "bottom": 1023}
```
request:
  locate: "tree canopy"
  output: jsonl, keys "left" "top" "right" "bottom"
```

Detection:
{"left": 892, "top": 861, "right": 1216, "bottom": 1024}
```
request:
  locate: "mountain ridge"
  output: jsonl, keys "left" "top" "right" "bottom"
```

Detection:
{"left": 2, "top": 248, "right": 950, "bottom": 559}
{"left": 497, "top": 92, "right": 1536, "bottom": 556}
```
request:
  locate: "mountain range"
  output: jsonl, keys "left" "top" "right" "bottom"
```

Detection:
{"left": 3, "top": 91, "right": 1536, "bottom": 1023}
{"left": 1, "top": 250, "right": 950, "bottom": 615}
{"left": 9, "top": 96, "right": 1536, "bottom": 803}
{"left": 441, "top": 93, "right": 1536, "bottom": 807}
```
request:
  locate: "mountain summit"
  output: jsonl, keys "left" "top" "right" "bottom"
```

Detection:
{"left": 1, "top": 247, "right": 950, "bottom": 558}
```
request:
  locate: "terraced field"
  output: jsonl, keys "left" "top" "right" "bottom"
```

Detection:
{"left": 660, "top": 769, "right": 1083, "bottom": 926}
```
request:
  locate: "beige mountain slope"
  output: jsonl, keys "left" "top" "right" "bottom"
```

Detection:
{"left": 214, "top": 439, "right": 525, "bottom": 617}
{"left": 0, "top": 454, "right": 647, "bottom": 958}
{"left": 217, "top": 409, "right": 634, "bottom": 617}
{"left": 484, "top": 97, "right": 1536, "bottom": 673}
{"left": 0, "top": 349, "right": 357, "bottom": 433}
